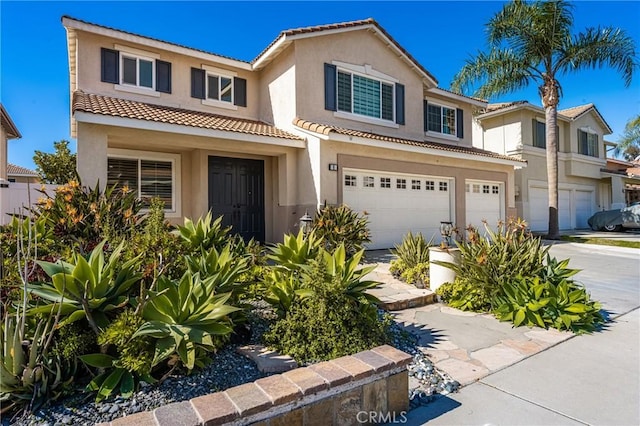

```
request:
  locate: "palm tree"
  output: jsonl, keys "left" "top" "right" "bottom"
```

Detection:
{"left": 614, "top": 114, "right": 640, "bottom": 161}
{"left": 451, "top": 0, "right": 637, "bottom": 239}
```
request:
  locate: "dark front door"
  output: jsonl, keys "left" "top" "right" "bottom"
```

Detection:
{"left": 208, "top": 156, "right": 265, "bottom": 242}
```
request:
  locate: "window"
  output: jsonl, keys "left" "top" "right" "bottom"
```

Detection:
{"left": 107, "top": 157, "right": 174, "bottom": 210}
{"left": 483, "top": 185, "right": 490, "bottom": 194}
{"left": 439, "top": 181, "right": 448, "bottom": 191}
{"left": 427, "top": 104, "right": 456, "bottom": 136}
{"left": 101, "top": 47, "right": 171, "bottom": 95}
{"left": 207, "top": 73, "right": 233, "bottom": 103}
{"left": 465, "top": 183, "right": 470, "bottom": 192}
{"left": 533, "top": 120, "right": 546, "bottom": 148}
{"left": 578, "top": 130, "right": 599, "bottom": 157}
{"left": 380, "top": 177, "right": 391, "bottom": 188}
{"left": 425, "top": 181, "right": 435, "bottom": 191}
{"left": 345, "top": 175, "right": 357, "bottom": 187}
{"left": 473, "top": 184, "right": 480, "bottom": 193}
{"left": 336, "top": 70, "right": 394, "bottom": 121}
{"left": 364, "top": 176, "right": 375, "bottom": 188}
{"left": 121, "top": 54, "right": 154, "bottom": 89}
{"left": 492, "top": 185, "right": 499, "bottom": 194}
{"left": 396, "top": 179, "right": 407, "bottom": 189}
{"left": 411, "top": 180, "right": 421, "bottom": 190}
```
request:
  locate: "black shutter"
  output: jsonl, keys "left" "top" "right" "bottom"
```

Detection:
{"left": 101, "top": 48, "right": 119, "bottom": 84}
{"left": 532, "top": 118, "right": 538, "bottom": 147}
{"left": 234, "top": 77, "right": 247, "bottom": 107}
{"left": 395, "top": 83, "right": 405, "bottom": 125}
{"left": 191, "top": 68, "right": 205, "bottom": 99}
{"left": 456, "top": 108, "right": 464, "bottom": 138}
{"left": 156, "top": 60, "right": 172, "bottom": 93}
{"left": 423, "top": 100, "right": 429, "bottom": 132}
{"left": 324, "top": 63, "right": 337, "bottom": 111}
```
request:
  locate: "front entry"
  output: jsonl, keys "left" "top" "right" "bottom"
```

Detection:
{"left": 208, "top": 156, "right": 265, "bottom": 242}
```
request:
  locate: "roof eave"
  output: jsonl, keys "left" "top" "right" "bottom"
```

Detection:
{"left": 427, "top": 88, "right": 487, "bottom": 107}
{"left": 62, "top": 16, "right": 252, "bottom": 71}
{"left": 1, "top": 105, "right": 22, "bottom": 139}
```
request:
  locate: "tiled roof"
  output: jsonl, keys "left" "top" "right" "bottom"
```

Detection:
{"left": 62, "top": 16, "right": 249, "bottom": 65}
{"left": 253, "top": 18, "right": 438, "bottom": 84}
{"left": 72, "top": 92, "right": 303, "bottom": 141}
{"left": 486, "top": 101, "right": 528, "bottom": 112}
{"left": 558, "top": 103, "right": 594, "bottom": 119}
{"left": 7, "top": 163, "right": 37, "bottom": 176}
{"left": 293, "top": 118, "right": 526, "bottom": 163}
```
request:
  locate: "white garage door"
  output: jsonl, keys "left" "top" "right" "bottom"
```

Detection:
{"left": 529, "top": 187, "right": 571, "bottom": 231}
{"left": 575, "top": 190, "right": 594, "bottom": 229}
{"left": 465, "top": 181, "right": 504, "bottom": 229}
{"left": 342, "top": 169, "right": 453, "bottom": 249}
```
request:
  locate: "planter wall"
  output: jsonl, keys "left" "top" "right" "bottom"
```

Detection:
{"left": 97, "top": 345, "right": 411, "bottom": 426}
{"left": 428, "top": 247, "right": 460, "bottom": 292}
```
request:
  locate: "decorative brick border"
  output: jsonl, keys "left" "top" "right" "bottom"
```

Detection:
{"left": 99, "top": 345, "right": 411, "bottom": 426}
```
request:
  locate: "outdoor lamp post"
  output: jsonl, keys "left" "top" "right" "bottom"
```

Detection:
{"left": 440, "top": 221, "right": 454, "bottom": 246}
{"left": 299, "top": 210, "right": 313, "bottom": 236}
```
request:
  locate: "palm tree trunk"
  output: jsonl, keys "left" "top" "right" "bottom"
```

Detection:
{"left": 545, "top": 104, "right": 560, "bottom": 239}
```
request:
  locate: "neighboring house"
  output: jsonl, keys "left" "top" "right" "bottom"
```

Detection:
{"left": 1, "top": 104, "right": 22, "bottom": 184}
{"left": 473, "top": 101, "right": 614, "bottom": 231}
{"left": 63, "top": 16, "right": 525, "bottom": 249}
{"left": 7, "top": 163, "right": 39, "bottom": 183}
{"left": 603, "top": 155, "right": 640, "bottom": 207}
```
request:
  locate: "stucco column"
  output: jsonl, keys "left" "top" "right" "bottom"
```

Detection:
{"left": 76, "top": 123, "right": 107, "bottom": 190}
{"left": 611, "top": 176, "right": 626, "bottom": 208}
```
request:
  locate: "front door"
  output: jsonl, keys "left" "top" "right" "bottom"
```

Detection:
{"left": 208, "top": 156, "right": 265, "bottom": 242}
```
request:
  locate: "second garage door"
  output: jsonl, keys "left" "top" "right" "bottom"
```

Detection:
{"left": 342, "top": 169, "right": 454, "bottom": 249}
{"left": 465, "top": 180, "right": 504, "bottom": 229}
{"left": 529, "top": 187, "right": 572, "bottom": 231}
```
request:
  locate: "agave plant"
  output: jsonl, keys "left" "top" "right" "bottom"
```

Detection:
{"left": 173, "top": 212, "right": 231, "bottom": 252}
{"left": 134, "top": 271, "right": 240, "bottom": 370}
{"left": 1, "top": 312, "right": 75, "bottom": 414}
{"left": 267, "top": 229, "right": 323, "bottom": 274}
{"left": 262, "top": 270, "right": 314, "bottom": 319}
{"left": 28, "top": 240, "right": 142, "bottom": 333}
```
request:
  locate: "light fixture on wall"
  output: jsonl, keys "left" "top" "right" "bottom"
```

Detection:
{"left": 299, "top": 210, "right": 313, "bottom": 235}
{"left": 328, "top": 163, "right": 338, "bottom": 171}
{"left": 440, "top": 221, "right": 454, "bottom": 246}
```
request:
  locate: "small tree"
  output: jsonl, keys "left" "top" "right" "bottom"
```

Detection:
{"left": 33, "top": 140, "right": 77, "bottom": 184}
{"left": 615, "top": 115, "right": 640, "bottom": 161}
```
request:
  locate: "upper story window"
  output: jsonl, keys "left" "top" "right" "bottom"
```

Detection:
{"left": 121, "top": 53, "right": 154, "bottom": 89}
{"left": 324, "top": 62, "right": 405, "bottom": 127}
{"left": 101, "top": 47, "right": 171, "bottom": 96}
{"left": 207, "top": 73, "right": 233, "bottom": 103}
{"left": 191, "top": 66, "right": 247, "bottom": 109}
{"left": 533, "top": 120, "right": 546, "bottom": 148}
{"left": 578, "top": 129, "right": 599, "bottom": 157}
{"left": 424, "top": 100, "right": 463, "bottom": 139}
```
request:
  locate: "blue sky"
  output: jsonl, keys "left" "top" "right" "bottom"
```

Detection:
{"left": 2, "top": 1, "right": 639, "bottom": 169}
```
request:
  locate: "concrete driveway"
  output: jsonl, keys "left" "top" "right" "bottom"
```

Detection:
{"left": 404, "top": 242, "right": 640, "bottom": 426}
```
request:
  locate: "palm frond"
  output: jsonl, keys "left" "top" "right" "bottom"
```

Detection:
{"left": 556, "top": 26, "right": 638, "bottom": 87}
{"left": 451, "top": 49, "right": 538, "bottom": 99}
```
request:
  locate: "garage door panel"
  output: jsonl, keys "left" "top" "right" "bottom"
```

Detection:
{"left": 575, "top": 190, "right": 593, "bottom": 229}
{"left": 466, "top": 181, "right": 503, "bottom": 229}
{"left": 529, "top": 186, "right": 592, "bottom": 231}
{"left": 343, "top": 169, "right": 453, "bottom": 249}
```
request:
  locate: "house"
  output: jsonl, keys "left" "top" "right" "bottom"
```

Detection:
{"left": 473, "top": 101, "right": 617, "bottom": 231}
{"left": 1, "top": 104, "right": 22, "bottom": 185}
{"left": 7, "top": 164, "right": 39, "bottom": 184}
{"left": 63, "top": 16, "right": 525, "bottom": 249}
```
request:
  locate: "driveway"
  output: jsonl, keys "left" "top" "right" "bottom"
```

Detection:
{"left": 403, "top": 242, "right": 640, "bottom": 425}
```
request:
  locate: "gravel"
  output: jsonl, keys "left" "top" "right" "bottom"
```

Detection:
{"left": 4, "top": 303, "right": 458, "bottom": 425}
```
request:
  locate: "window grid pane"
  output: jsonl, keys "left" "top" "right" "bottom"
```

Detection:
{"left": 337, "top": 72, "right": 352, "bottom": 112}
{"left": 492, "top": 185, "right": 499, "bottom": 194}
{"left": 380, "top": 177, "right": 391, "bottom": 188}
{"left": 220, "top": 77, "right": 232, "bottom": 102}
{"left": 353, "top": 74, "right": 381, "bottom": 118}
{"left": 396, "top": 179, "right": 406, "bottom": 189}
{"left": 139, "top": 60, "right": 153, "bottom": 88}
{"left": 411, "top": 180, "right": 421, "bottom": 190}
{"left": 364, "top": 176, "right": 375, "bottom": 188}
{"left": 122, "top": 57, "right": 137, "bottom": 85}
{"left": 344, "top": 175, "right": 357, "bottom": 187}
{"left": 439, "top": 181, "right": 448, "bottom": 191}
{"left": 425, "top": 181, "right": 435, "bottom": 191}
{"left": 207, "top": 75, "right": 219, "bottom": 100}
{"left": 427, "top": 105, "right": 442, "bottom": 133}
{"left": 442, "top": 107, "right": 456, "bottom": 135}
{"left": 140, "top": 160, "right": 172, "bottom": 208}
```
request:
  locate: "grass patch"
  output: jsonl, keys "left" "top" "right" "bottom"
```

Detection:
{"left": 561, "top": 235, "right": 640, "bottom": 249}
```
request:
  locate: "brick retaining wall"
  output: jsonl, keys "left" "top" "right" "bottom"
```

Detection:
{"left": 100, "top": 345, "right": 411, "bottom": 426}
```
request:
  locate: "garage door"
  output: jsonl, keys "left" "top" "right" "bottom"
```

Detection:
{"left": 465, "top": 181, "right": 504, "bottom": 229}
{"left": 575, "top": 190, "right": 594, "bottom": 229}
{"left": 342, "top": 169, "right": 453, "bottom": 249}
{"left": 529, "top": 187, "right": 571, "bottom": 231}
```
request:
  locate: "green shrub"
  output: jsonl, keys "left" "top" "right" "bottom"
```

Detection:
{"left": 493, "top": 276, "right": 604, "bottom": 334}
{"left": 51, "top": 322, "right": 97, "bottom": 362}
{"left": 399, "top": 263, "right": 430, "bottom": 288}
{"left": 97, "top": 310, "right": 153, "bottom": 375}
{"left": 174, "top": 212, "right": 231, "bottom": 253}
{"left": 312, "top": 204, "right": 371, "bottom": 257}
{"left": 389, "top": 232, "right": 433, "bottom": 288}
{"left": 436, "top": 277, "right": 492, "bottom": 312}
{"left": 436, "top": 218, "right": 548, "bottom": 310}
